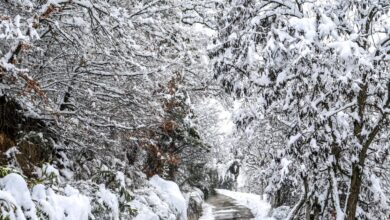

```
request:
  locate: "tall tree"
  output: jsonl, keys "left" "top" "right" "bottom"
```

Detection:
{"left": 210, "top": 0, "right": 390, "bottom": 219}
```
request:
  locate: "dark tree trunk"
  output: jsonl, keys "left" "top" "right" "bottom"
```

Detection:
{"left": 345, "top": 164, "right": 362, "bottom": 220}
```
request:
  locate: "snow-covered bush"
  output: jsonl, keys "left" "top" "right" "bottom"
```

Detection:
{"left": 269, "top": 206, "right": 290, "bottom": 220}
{"left": 130, "top": 175, "right": 189, "bottom": 220}
{"left": 0, "top": 173, "right": 90, "bottom": 220}
{"left": 184, "top": 187, "right": 204, "bottom": 220}
{"left": 0, "top": 167, "right": 193, "bottom": 220}
{"left": 0, "top": 163, "right": 137, "bottom": 220}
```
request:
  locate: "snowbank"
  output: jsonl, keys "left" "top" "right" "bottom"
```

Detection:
{"left": 0, "top": 173, "right": 37, "bottom": 220}
{"left": 149, "top": 175, "right": 187, "bottom": 220}
{"left": 130, "top": 175, "right": 188, "bottom": 220}
{"left": 216, "top": 189, "right": 275, "bottom": 220}
{"left": 0, "top": 173, "right": 90, "bottom": 220}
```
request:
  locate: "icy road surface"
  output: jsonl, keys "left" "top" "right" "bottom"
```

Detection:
{"left": 200, "top": 192, "right": 254, "bottom": 219}
{"left": 199, "top": 189, "right": 275, "bottom": 220}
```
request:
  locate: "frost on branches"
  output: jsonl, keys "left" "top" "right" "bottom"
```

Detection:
{"left": 210, "top": 0, "right": 390, "bottom": 219}
{"left": 0, "top": 0, "right": 216, "bottom": 219}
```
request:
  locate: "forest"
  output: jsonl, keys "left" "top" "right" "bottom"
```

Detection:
{"left": 0, "top": 0, "right": 389, "bottom": 219}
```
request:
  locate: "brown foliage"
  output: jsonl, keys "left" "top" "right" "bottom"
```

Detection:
{"left": 143, "top": 144, "right": 163, "bottom": 178}
{"left": 0, "top": 132, "right": 51, "bottom": 177}
{"left": 128, "top": 73, "right": 186, "bottom": 179}
{"left": 161, "top": 119, "right": 177, "bottom": 133}
{"left": 16, "top": 139, "right": 51, "bottom": 177}
{"left": 0, "top": 133, "right": 15, "bottom": 165}
{"left": 41, "top": 5, "right": 56, "bottom": 19}
{"left": 0, "top": 15, "right": 10, "bottom": 20}
{"left": 22, "top": 74, "right": 46, "bottom": 98}
{"left": 167, "top": 72, "right": 183, "bottom": 95}
{"left": 142, "top": 143, "right": 180, "bottom": 179}
{"left": 0, "top": 96, "right": 52, "bottom": 177}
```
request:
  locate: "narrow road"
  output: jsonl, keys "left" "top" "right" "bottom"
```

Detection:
{"left": 200, "top": 192, "right": 254, "bottom": 220}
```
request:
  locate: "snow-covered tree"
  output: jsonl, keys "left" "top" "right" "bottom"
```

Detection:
{"left": 0, "top": 0, "right": 217, "bottom": 219}
{"left": 0, "top": 0, "right": 210, "bottom": 171}
{"left": 210, "top": 0, "right": 390, "bottom": 219}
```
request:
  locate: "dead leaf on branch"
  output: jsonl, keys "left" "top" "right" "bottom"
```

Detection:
{"left": 0, "top": 15, "right": 10, "bottom": 20}
{"left": 20, "top": 74, "right": 46, "bottom": 98}
{"left": 41, "top": 5, "right": 57, "bottom": 19}
{"left": 161, "top": 119, "right": 177, "bottom": 133}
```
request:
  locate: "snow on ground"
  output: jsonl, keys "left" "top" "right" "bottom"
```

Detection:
{"left": 199, "top": 203, "right": 215, "bottom": 220}
{"left": 215, "top": 189, "right": 275, "bottom": 220}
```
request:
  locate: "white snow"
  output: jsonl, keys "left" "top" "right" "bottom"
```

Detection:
{"left": 115, "top": 171, "right": 126, "bottom": 188}
{"left": 216, "top": 189, "right": 275, "bottom": 220}
{"left": 199, "top": 203, "right": 215, "bottom": 220}
{"left": 192, "top": 23, "right": 217, "bottom": 37}
{"left": 280, "top": 158, "right": 292, "bottom": 179}
{"left": 216, "top": 160, "right": 233, "bottom": 182}
{"left": 369, "top": 174, "right": 388, "bottom": 208}
{"left": 97, "top": 185, "right": 119, "bottom": 220}
{"left": 288, "top": 133, "right": 302, "bottom": 147}
{"left": 288, "top": 17, "right": 316, "bottom": 41}
{"left": 200, "top": 98, "right": 234, "bottom": 135}
{"left": 130, "top": 175, "right": 189, "bottom": 220}
{"left": 0, "top": 173, "right": 90, "bottom": 220}
{"left": 41, "top": 163, "right": 60, "bottom": 180}
{"left": 0, "top": 173, "right": 37, "bottom": 220}
{"left": 4, "top": 147, "right": 19, "bottom": 158}
{"left": 42, "top": 186, "right": 91, "bottom": 220}
{"left": 318, "top": 14, "right": 337, "bottom": 38}
{"left": 328, "top": 40, "right": 361, "bottom": 61}
{"left": 149, "top": 175, "right": 187, "bottom": 220}
{"left": 199, "top": 189, "right": 275, "bottom": 220}
{"left": 131, "top": 200, "right": 159, "bottom": 220}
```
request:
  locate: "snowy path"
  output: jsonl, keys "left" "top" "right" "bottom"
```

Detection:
{"left": 200, "top": 192, "right": 254, "bottom": 220}
{"left": 199, "top": 189, "right": 275, "bottom": 220}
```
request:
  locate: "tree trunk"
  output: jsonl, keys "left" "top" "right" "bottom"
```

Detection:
{"left": 311, "top": 198, "right": 321, "bottom": 220}
{"left": 305, "top": 201, "right": 311, "bottom": 220}
{"left": 345, "top": 164, "right": 362, "bottom": 220}
{"left": 286, "top": 176, "right": 308, "bottom": 220}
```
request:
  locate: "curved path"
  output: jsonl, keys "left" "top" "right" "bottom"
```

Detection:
{"left": 200, "top": 192, "right": 254, "bottom": 220}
